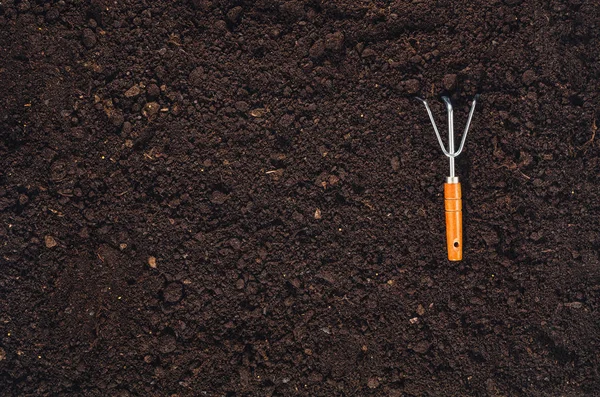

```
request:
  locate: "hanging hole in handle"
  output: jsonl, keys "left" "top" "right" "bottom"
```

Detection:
{"left": 454, "top": 241, "right": 460, "bottom": 248}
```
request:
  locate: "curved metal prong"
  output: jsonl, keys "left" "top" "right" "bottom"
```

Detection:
{"left": 452, "top": 94, "right": 479, "bottom": 157}
{"left": 441, "top": 96, "right": 453, "bottom": 112}
{"left": 416, "top": 97, "right": 453, "bottom": 158}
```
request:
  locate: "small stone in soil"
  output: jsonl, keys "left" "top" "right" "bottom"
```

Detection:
{"left": 530, "top": 231, "right": 543, "bottom": 241}
{"left": 164, "top": 282, "right": 183, "bottom": 303}
{"left": 443, "top": 74, "right": 457, "bottom": 91}
{"left": 214, "top": 20, "right": 228, "bottom": 32}
{"left": 229, "top": 238, "right": 241, "bottom": 250}
{"left": 122, "top": 121, "right": 132, "bottom": 135}
{"left": 410, "top": 55, "right": 423, "bottom": 64}
{"left": 124, "top": 85, "right": 141, "bottom": 98}
{"left": 227, "top": 6, "right": 243, "bottom": 24}
{"left": 110, "top": 111, "right": 124, "bottom": 127}
{"left": 235, "top": 101, "right": 249, "bottom": 112}
{"left": 280, "top": 114, "right": 294, "bottom": 127}
{"left": 189, "top": 66, "right": 204, "bottom": 87}
{"left": 148, "top": 256, "right": 157, "bottom": 268}
{"left": 235, "top": 279, "right": 245, "bottom": 289}
{"left": 82, "top": 28, "right": 97, "bottom": 48}
{"left": 309, "top": 39, "right": 325, "bottom": 59}
{"left": 404, "top": 79, "right": 420, "bottom": 94}
{"left": 158, "top": 333, "right": 176, "bottom": 353}
{"left": 412, "top": 340, "right": 431, "bottom": 353}
{"left": 361, "top": 48, "right": 376, "bottom": 58}
{"left": 325, "top": 32, "right": 344, "bottom": 52}
{"left": 368, "top": 377, "right": 380, "bottom": 389}
{"left": 522, "top": 69, "right": 536, "bottom": 85}
{"left": 45, "top": 235, "right": 58, "bottom": 248}
{"left": 142, "top": 102, "right": 160, "bottom": 117}
{"left": 565, "top": 302, "right": 583, "bottom": 309}
{"left": 147, "top": 84, "right": 160, "bottom": 99}
{"left": 210, "top": 191, "right": 229, "bottom": 205}
{"left": 391, "top": 156, "right": 400, "bottom": 171}
{"left": 250, "top": 108, "right": 266, "bottom": 117}
{"left": 46, "top": 8, "right": 60, "bottom": 22}
{"left": 314, "top": 208, "right": 322, "bottom": 219}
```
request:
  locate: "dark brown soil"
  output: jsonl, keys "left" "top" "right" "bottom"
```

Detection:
{"left": 1, "top": 0, "right": 600, "bottom": 396}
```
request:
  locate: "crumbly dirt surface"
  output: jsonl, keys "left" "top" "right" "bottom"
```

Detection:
{"left": 1, "top": 0, "right": 600, "bottom": 396}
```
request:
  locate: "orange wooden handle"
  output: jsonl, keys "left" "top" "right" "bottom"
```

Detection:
{"left": 444, "top": 182, "right": 463, "bottom": 261}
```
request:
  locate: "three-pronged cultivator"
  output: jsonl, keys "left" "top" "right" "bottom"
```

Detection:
{"left": 417, "top": 95, "right": 479, "bottom": 261}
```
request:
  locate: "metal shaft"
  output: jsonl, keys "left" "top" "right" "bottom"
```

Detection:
{"left": 443, "top": 97, "right": 455, "bottom": 178}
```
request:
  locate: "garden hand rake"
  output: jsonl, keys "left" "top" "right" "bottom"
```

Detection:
{"left": 417, "top": 95, "right": 479, "bottom": 261}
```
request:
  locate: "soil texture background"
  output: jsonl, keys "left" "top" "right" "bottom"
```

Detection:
{"left": 1, "top": 0, "right": 600, "bottom": 396}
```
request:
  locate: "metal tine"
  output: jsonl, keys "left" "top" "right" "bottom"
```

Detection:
{"left": 416, "top": 97, "right": 452, "bottom": 158}
{"left": 416, "top": 95, "right": 479, "bottom": 158}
